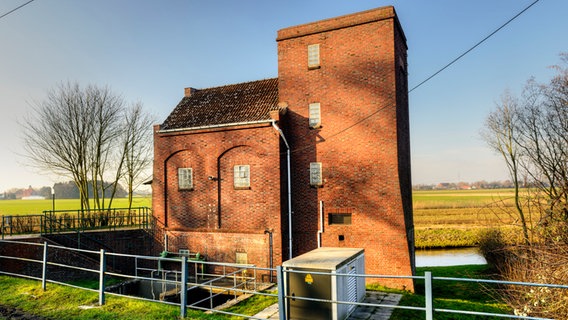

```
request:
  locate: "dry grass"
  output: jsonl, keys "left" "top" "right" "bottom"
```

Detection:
{"left": 477, "top": 230, "right": 568, "bottom": 319}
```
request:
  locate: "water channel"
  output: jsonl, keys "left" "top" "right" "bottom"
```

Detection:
{"left": 415, "top": 247, "right": 486, "bottom": 267}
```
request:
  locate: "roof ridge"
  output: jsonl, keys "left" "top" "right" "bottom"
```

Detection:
{"left": 192, "top": 77, "right": 278, "bottom": 92}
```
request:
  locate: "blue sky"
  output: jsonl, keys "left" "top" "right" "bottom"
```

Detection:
{"left": 1, "top": 0, "right": 566, "bottom": 192}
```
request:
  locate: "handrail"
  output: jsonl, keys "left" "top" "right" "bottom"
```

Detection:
{"left": 41, "top": 207, "right": 151, "bottom": 235}
{"left": 1, "top": 208, "right": 151, "bottom": 239}
{"left": 0, "top": 238, "right": 565, "bottom": 320}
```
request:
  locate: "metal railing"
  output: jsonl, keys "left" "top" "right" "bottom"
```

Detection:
{"left": 1, "top": 214, "right": 44, "bottom": 238}
{"left": 0, "top": 207, "right": 151, "bottom": 239}
{"left": 275, "top": 267, "right": 566, "bottom": 320}
{"left": 0, "top": 239, "right": 263, "bottom": 318}
{"left": 0, "top": 238, "right": 566, "bottom": 319}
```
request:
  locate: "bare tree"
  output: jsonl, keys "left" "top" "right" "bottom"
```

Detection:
{"left": 481, "top": 91, "right": 531, "bottom": 245}
{"left": 87, "top": 85, "right": 123, "bottom": 210}
{"left": 22, "top": 82, "right": 153, "bottom": 210}
{"left": 120, "top": 103, "right": 154, "bottom": 209}
{"left": 482, "top": 54, "right": 568, "bottom": 244}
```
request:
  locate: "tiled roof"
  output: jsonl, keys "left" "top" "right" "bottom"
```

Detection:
{"left": 160, "top": 78, "right": 279, "bottom": 131}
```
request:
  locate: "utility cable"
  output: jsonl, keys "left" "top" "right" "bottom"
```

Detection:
{"left": 0, "top": 0, "right": 35, "bottom": 21}
{"left": 409, "top": 0, "right": 541, "bottom": 93}
{"left": 288, "top": 0, "right": 542, "bottom": 155}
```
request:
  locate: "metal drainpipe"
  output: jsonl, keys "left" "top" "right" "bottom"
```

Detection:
{"left": 318, "top": 200, "right": 324, "bottom": 248}
{"left": 264, "top": 229, "right": 274, "bottom": 282}
{"left": 271, "top": 121, "right": 293, "bottom": 260}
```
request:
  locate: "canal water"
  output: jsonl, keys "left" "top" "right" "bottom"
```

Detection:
{"left": 415, "top": 247, "right": 486, "bottom": 267}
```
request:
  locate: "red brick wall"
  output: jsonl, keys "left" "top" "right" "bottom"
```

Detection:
{"left": 277, "top": 6, "right": 414, "bottom": 290}
{"left": 394, "top": 17, "right": 416, "bottom": 278}
{"left": 152, "top": 123, "right": 284, "bottom": 269}
{"left": 151, "top": 6, "right": 414, "bottom": 290}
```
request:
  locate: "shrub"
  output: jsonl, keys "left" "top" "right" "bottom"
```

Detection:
{"left": 479, "top": 239, "right": 568, "bottom": 319}
{"left": 477, "top": 228, "right": 508, "bottom": 268}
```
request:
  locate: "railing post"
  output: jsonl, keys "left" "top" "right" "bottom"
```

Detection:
{"left": 425, "top": 271, "right": 433, "bottom": 320}
{"left": 144, "top": 207, "right": 149, "bottom": 229}
{"left": 180, "top": 256, "right": 188, "bottom": 318}
{"left": 146, "top": 207, "right": 150, "bottom": 229}
{"left": 277, "top": 266, "right": 286, "bottom": 320}
{"left": 234, "top": 271, "right": 238, "bottom": 300}
{"left": 254, "top": 268, "right": 257, "bottom": 292}
{"left": 99, "top": 249, "right": 106, "bottom": 305}
{"left": 42, "top": 242, "right": 48, "bottom": 290}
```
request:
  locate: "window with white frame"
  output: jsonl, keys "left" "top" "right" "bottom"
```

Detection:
{"left": 308, "top": 44, "right": 320, "bottom": 69}
{"left": 309, "top": 162, "right": 323, "bottom": 187}
{"left": 309, "top": 102, "right": 321, "bottom": 129}
{"left": 234, "top": 165, "right": 250, "bottom": 189}
{"left": 178, "top": 168, "right": 193, "bottom": 190}
{"left": 236, "top": 252, "right": 248, "bottom": 264}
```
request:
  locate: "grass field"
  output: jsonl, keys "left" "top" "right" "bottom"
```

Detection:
{"left": 413, "top": 188, "right": 526, "bottom": 248}
{"left": 0, "top": 189, "right": 523, "bottom": 248}
{"left": 0, "top": 197, "right": 151, "bottom": 215}
{"left": 413, "top": 188, "right": 516, "bottom": 209}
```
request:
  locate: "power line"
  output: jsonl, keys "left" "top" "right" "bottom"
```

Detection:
{"left": 409, "top": 0, "right": 541, "bottom": 93}
{"left": 0, "top": 0, "right": 35, "bottom": 21}
{"left": 289, "top": 0, "right": 541, "bottom": 155}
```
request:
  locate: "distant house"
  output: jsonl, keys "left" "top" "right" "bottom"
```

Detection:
{"left": 152, "top": 6, "right": 414, "bottom": 290}
{"left": 21, "top": 196, "right": 46, "bottom": 200}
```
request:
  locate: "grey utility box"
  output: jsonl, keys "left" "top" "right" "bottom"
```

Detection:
{"left": 282, "top": 247, "right": 365, "bottom": 320}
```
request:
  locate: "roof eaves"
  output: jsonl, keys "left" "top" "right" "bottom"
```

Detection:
{"left": 158, "top": 119, "right": 275, "bottom": 134}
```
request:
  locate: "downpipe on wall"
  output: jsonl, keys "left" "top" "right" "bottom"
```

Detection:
{"left": 264, "top": 228, "right": 274, "bottom": 282}
{"left": 318, "top": 200, "right": 323, "bottom": 247}
{"left": 271, "top": 121, "right": 293, "bottom": 260}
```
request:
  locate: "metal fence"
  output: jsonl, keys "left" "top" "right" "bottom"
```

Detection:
{"left": 0, "top": 239, "right": 265, "bottom": 318}
{"left": 0, "top": 207, "right": 151, "bottom": 239}
{"left": 0, "top": 239, "right": 566, "bottom": 320}
{"left": 1, "top": 214, "right": 43, "bottom": 238}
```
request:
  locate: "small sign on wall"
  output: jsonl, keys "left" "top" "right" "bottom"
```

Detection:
{"left": 310, "top": 162, "right": 323, "bottom": 187}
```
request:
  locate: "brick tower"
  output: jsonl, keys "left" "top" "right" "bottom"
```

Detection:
{"left": 277, "top": 6, "right": 414, "bottom": 289}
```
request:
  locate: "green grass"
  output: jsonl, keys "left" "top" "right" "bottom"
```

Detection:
{"left": 0, "top": 198, "right": 151, "bottom": 216}
{"left": 389, "top": 265, "right": 511, "bottom": 319}
{"left": 0, "top": 265, "right": 511, "bottom": 320}
{"left": 223, "top": 290, "right": 278, "bottom": 319}
{"left": 0, "top": 275, "right": 221, "bottom": 320}
{"left": 0, "top": 275, "right": 276, "bottom": 319}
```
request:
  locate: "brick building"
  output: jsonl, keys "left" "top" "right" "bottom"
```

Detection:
{"left": 152, "top": 6, "right": 414, "bottom": 289}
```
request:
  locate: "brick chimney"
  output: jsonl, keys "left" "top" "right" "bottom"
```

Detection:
{"left": 184, "top": 87, "right": 197, "bottom": 97}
